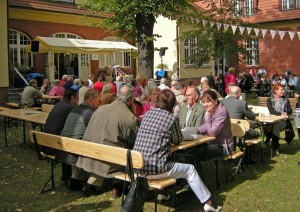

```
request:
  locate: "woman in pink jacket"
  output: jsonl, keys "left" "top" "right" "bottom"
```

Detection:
{"left": 224, "top": 67, "right": 237, "bottom": 94}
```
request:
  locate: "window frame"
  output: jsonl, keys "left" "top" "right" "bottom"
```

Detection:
{"left": 232, "top": 0, "right": 256, "bottom": 17}
{"left": 282, "top": 0, "right": 300, "bottom": 10}
{"left": 9, "top": 29, "right": 32, "bottom": 67}
{"left": 246, "top": 38, "right": 259, "bottom": 66}
{"left": 183, "top": 37, "right": 209, "bottom": 67}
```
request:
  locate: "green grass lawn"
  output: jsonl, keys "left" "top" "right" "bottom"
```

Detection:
{"left": 1, "top": 94, "right": 300, "bottom": 211}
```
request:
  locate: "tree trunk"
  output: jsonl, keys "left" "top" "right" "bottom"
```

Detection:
{"left": 136, "top": 12, "right": 155, "bottom": 79}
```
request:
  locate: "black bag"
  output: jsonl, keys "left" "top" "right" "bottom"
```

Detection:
{"left": 121, "top": 150, "right": 148, "bottom": 212}
{"left": 285, "top": 119, "right": 295, "bottom": 145}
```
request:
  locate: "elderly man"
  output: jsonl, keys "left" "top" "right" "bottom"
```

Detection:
{"left": 21, "top": 79, "right": 43, "bottom": 107}
{"left": 76, "top": 85, "right": 139, "bottom": 198}
{"left": 60, "top": 89, "right": 101, "bottom": 195}
{"left": 221, "top": 86, "right": 259, "bottom": 164}
{"left": 179, "top": 87, "right": 205, "bottom": 129}
{"left": 158, "top": 78, "right": 169, "bottom": 90}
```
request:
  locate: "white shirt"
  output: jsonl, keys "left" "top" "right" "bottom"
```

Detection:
{"left": 158, "top": 84, "right": 169, "bottom": 90}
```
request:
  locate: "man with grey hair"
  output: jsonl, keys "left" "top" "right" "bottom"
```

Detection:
{"left": 76, "top": 84, "right": 139, "bottom": 198}
{"left": 179, "top": 87, "right": 205, "bottom": 128}
{"left": 221, "top": 86, "right": 259, "bottom": 164}
{"left": 158, "top": 77, "right": 169, "bottom": 90}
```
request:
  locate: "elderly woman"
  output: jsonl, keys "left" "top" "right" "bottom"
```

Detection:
{"left": 197, "top": 90, "right": 233, "bottom": 160}
{"left": 267, "top": 83, "right": 293, "bottom": 155}
{"left": 133, "top": 90, "right": 221, "bottom": 212}
{"left": 142, "top": 88, "right": 160, "bottom": 115}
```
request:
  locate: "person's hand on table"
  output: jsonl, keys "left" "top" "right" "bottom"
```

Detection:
{"left": 281, "top": 112, "right": 288, "bottom": 119}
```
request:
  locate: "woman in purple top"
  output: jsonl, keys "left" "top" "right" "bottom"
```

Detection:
{"left": 197, "top": 90, "right": 233, "bottom": 160}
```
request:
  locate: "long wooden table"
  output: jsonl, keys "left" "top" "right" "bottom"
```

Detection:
{"left": 170, "top": 135, "right": 215, "bottom": 154}
{"left": 0, "top": 108, "right": 49, "bottom": 147}
{"left": 42, "top": 95, "right": 63, "bottom": 104}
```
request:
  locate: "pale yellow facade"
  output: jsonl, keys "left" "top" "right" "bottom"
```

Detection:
{"left": 178, "top": 24, "right": 214, "bottom": 79}
{"left": 9, "top": 8, "right": 101, "bottom": 26}
{"left": 0, "top": 0, "right": 9, "bottom": 88}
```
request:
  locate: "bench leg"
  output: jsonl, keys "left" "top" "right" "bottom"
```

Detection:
{"left": 154, "top": 189, "right": 158, "bottom": 212}
{"left": 40, "top": 159, "right": 56, "bottom": 194}
{"left": 214, "top": 160, "right": 220, "bottom": 188}
{"left": 172, "top": 183, "right": 176, "bottom": 208}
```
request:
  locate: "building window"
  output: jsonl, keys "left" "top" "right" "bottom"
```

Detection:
{"left": 282, "top": 0, "right": 300, "bottom": 10}
{"left": 99, "top": 37, "right": 132, "bottom": 68}
{"left": 244, "top": 0, "right": 255, "bottom": 15}
{"left": 233, "top": 0, "right": 242, "bottom": 17}
{"left": 50, "top": 33, "right": 81, "bottom": 39}
{"left": 233, "top": 0, "right": 256, "bottom": 16}
{"left": 246, "top": 39, "right": 259, "bottom": 66}
{"left": 184, "top": 37, "right": 209, "bottom": 66}
{"left": 184, "top": 37, "right": 197, "bottom": 66}
{"left": 9, "top": 29, "right": 32, "bottom": 67}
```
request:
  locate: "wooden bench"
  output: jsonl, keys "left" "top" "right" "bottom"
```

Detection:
{"left": 29, "top": 130, "right": 176, "bottom": 211}
{"left": 258, "top": 97, "right": 297, "bottom": 108}
{"left": 6, "top": 102, "right": 20, "bottom": 109}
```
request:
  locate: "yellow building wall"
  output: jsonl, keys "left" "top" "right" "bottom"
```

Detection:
{"left": 178, "top": 24, "right": 214, "bottom": 79}
{"left": 9, "top": 8, "right": 102, "bottom": 26}
{"left": 0, "top": 0, "right": 9, "bottom": 88}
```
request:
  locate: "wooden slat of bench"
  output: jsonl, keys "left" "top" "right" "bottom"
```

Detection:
{"left": 258, "top": 97, "right": 297, "bottom": 108}
{"left": 29, "top": 131, "right": 144, "bottom": 169}
{"left": 288, "top": 98, "right": 297, "bottom": 108}
{"left": 114, "top": 172, "right": 176, "bottom": 190}
{"left": 6, "top": 102, "right": 20, "bottom": 108}
{"left": 245, "top": 138, "right": 262, "bottom": 146}
{"left": 257, "top": 97, "right": 268, "bottom": 107}
{"left": 224, "top": 151, "right": 244, "bottom": 160}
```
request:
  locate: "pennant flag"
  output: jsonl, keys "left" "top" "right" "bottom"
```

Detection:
{"left": 270, "top": 30, "right": 277, "bottom": 39}
{"left": 216, "top": 22, "right": 222, "bottom": 31}
{"left": 223, "top": 24, "right": 229, "bottom": 31}
{"left": 288, "top": 31, "right": 295, "bottom": 40}
{"left": 239, "top": 26, "right": 245, "bottom": 35}
{"left": 261, "top": 29, "right": 268, "bottom": 38}
{"left": 279, "top": 31, "right": 286, "bottom": 40}
{"left": 202, "top": 20, "right": 207, "bottom": 27}
{"left": 231, "top": 25, "right": 238, "bottom": 34}
{"left": 254, "top": 28, "right": 260, "bottom": 37}
{"left": 246, "top": 27, "right": 253, "bottom": 34}
{"left": 210, "top": 21, "right": 215, "bottom": 28}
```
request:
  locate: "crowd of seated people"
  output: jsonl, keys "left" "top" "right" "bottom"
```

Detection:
{"left": 23, "top": 67, "right": 299, "bottom": 211}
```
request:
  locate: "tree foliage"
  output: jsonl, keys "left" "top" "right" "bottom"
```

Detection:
{"left": 81, "top": 0, "right": 198, "bottom": 78}
{"left": 81, "top": 0, "right": 258, "bottom": 78}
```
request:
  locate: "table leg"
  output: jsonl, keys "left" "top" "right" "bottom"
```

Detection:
{"left": 4, "top": 117, "right": 8, "bottom": 147}
{"left": 261, "top": 124, "right": 265, "bottom": 162}
{"left": 23, "top": 120, "right": 26, "bottom": 144}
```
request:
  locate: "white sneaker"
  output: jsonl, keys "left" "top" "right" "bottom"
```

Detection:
{"left": 157, "top": 194, "right": 170, "bottom": 201}
{"left": 204, "top": 203, "right": 222, "bottom": 212}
